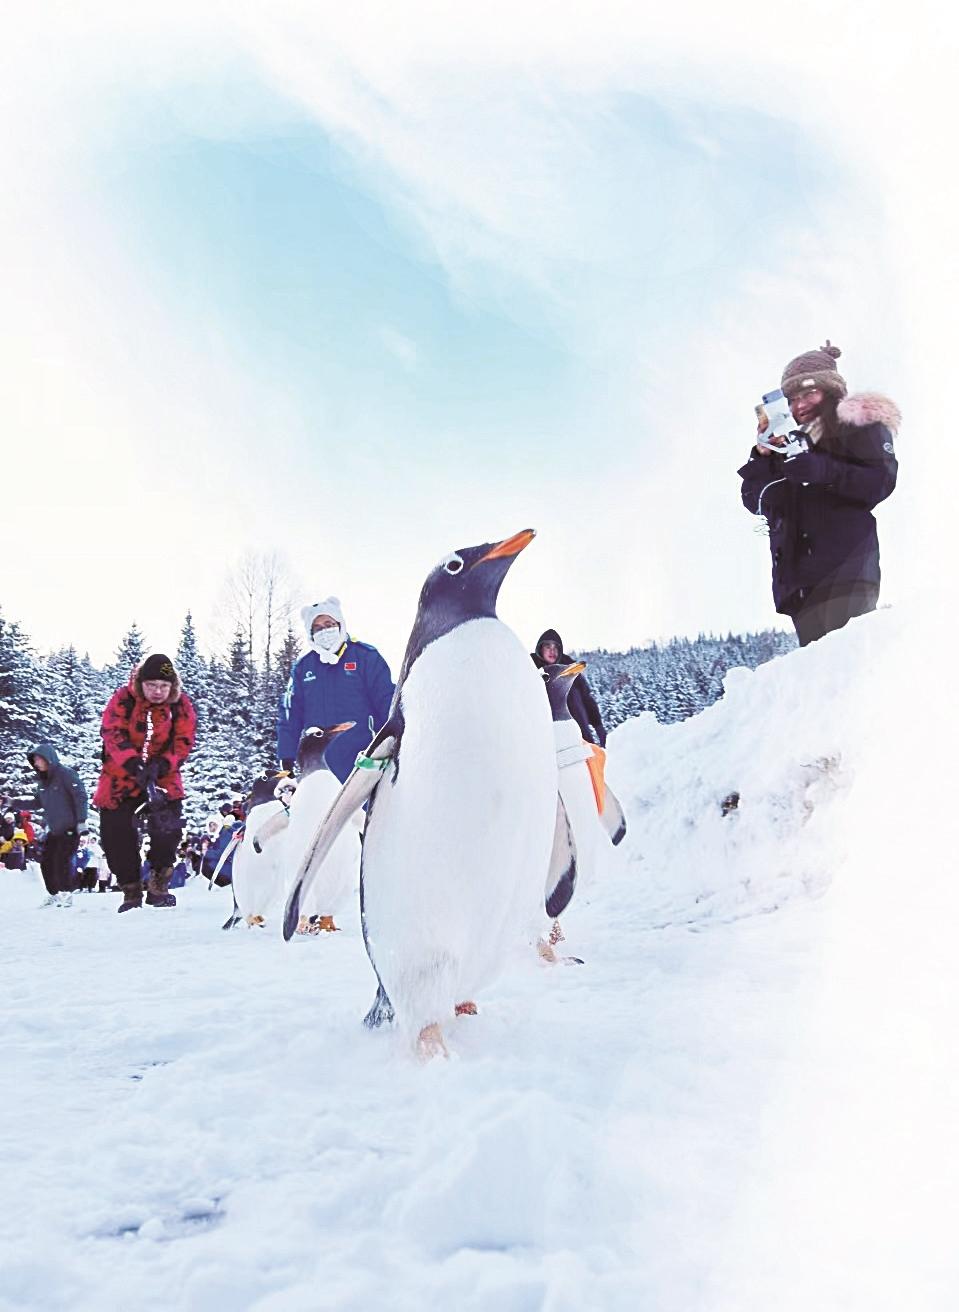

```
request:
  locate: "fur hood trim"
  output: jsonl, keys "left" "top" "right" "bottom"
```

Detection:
{"left": 837, "top": 392, "right": 901, "bottom": 433}
{"left": 128, "top": 658, "right": 183, "bottom": 704}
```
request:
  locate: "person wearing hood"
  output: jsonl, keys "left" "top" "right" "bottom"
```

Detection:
{"left": 93, "top": 653, "right": 197, "bottom": 913}
{"left": 276, "top": 596, "right": 394, "bottom": 783}
{"left": 531, "top": 630, "right": 607, "bottom": 747}
{"left": 739, "top": 342, "right": 899, "bottom": 646}
{"left": 14, "top": 742, "right": 88, "bottom": 906}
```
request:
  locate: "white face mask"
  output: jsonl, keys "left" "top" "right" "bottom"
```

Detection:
{"left": 311, "top": 626, "right": 343, "bottom": 658}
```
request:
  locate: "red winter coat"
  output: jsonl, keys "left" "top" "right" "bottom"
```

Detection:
{"left": 93, "top": 664, "right": 197, "bottom": 810}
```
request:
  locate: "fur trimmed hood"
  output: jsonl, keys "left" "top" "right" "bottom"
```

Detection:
{"left": 837, "top": 392, "right": 901, "bottom": 434}
{"left": 128, "top": 657, "right": 183, "bottom": 704}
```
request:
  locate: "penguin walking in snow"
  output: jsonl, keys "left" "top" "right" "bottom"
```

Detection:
{"left": 538, "top": 660, "right": 627, "bottom": 962}
{"left": 226, "top": 773, "right": 295, "bottom": 930}
{"left": 284, "top": 529, "right": 573, "bottom": 1059}
{"left": 285, "top": 724, "right": 360, "bottom": 934}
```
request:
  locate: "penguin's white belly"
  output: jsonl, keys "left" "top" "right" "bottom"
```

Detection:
{"left": 553, "top": 719, "right": 601, "bottom": 895}
{"left": 362, "top": 620, "right": 555, "bottom": 1031}
{"left": 232, "top": 801, "right": 287, "bottom": 920}
{"left": 287, "top": 771, "right": 360, "bottom": 918}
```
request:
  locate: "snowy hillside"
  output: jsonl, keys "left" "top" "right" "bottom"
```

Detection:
{"left": 1, "top": 603, "right": 954, "bottom": 1311}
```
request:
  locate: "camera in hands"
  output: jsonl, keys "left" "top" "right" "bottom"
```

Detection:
{"left": 755, "top": 389, "right": 808, "bottom": 458}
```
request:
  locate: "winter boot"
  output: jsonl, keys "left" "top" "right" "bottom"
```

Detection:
{"left": 118, "top": 884, "right": 143, "bottom": 913}
{"left": 56, "top": 891, "right": 73, "bottom": 907}
{"left": 38, "top": 893, "right": 57, "bottom": 908}
{"left": 145, "top": 868, "right": 176, "bottom": 908}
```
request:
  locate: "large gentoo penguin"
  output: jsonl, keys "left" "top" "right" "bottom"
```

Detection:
{"left": 286, "top": 724, "right": 360, "bottom": 933}
{"left": 538, "top": 660, "right": 627, "bottom": 960}
{"left": 227, "top": 773, "right": 295, "bottom": 930}
{"left": 284, "top": 529, "right": 567, "bottom": 1058}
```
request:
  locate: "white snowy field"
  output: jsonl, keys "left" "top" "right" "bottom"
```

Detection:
{"left": 1, "top": 603, "right": 955, "bottom": 1312}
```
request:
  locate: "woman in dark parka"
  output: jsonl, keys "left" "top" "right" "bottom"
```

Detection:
{"left": 739, "top": 342, "right": 899, "bottom": 647}
{"left": 531, "top": 629, "right": 607, "bottom": 746}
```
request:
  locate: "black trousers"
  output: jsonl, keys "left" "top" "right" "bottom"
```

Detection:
{"left": 793, "top": 580, "right": 879, "bottom": 648}
{"left": 100, "top": 795, "right": 183, "bottom": 886}
{"left": 40, "top": 832, "right": 79, "bottom": 895}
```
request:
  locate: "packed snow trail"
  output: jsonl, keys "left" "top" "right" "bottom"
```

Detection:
{"left": 1, "top": 604, "right": 954, "bottom": 1311}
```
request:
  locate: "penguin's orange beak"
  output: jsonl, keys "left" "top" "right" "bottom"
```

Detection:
{"left": 329, "top": 721, "right": 356, "bottom": 735}
{"left": 479, "top": 529, "right": 536, "bottom": 562}
{"left": 558, "top": 662, "right": 586, "bottom": 678}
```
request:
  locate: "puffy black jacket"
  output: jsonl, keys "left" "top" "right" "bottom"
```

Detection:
{"left": 531, "top": 629, "right": 607, "bottom": 746}
{"left": 739, "top": 393, "right": 899, "bottom": 614}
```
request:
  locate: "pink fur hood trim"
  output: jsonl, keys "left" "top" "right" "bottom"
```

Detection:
{"left": 837, "top": 392, "right": 901, "bottom": 433}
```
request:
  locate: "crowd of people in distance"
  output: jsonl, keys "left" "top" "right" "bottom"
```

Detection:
{"left": 1, "top": 338, "right": 899, "bottom": 913}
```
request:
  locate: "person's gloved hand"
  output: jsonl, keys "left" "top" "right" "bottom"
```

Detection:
{"left": 783, "top": 450, "right": 833, "bottom": 484}
{"left": 145, "top": 781, "right": 169, "bottom": 813}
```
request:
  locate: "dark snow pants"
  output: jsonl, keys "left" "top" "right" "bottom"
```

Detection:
{"left": 99, "top": 795, "right": 183, "bottom": 886}
{"left": 40, "top": 832, "right": 80, "bottom": 895}
{"left": 792, "top": 580, "right": 879, "bottom": 648}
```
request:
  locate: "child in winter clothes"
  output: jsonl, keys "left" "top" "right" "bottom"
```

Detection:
{"left": 739, "top": 342, "right": 899, "bottom": 646}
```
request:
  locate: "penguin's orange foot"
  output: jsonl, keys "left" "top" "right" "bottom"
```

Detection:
{"left": 294, "top": 915, "right": 315, "bottom": 935}
{"left": 416, "top": 1023, "right": 449, "bottom": 1062}
{"left": 245, "top": 914, "right": 265, "bottom": 927}
{"left": 317, "top": 915, "right": 340, "bottom": 932}
{"left": 537, "top": 938, "right": 559, "bottom": 964}
{"left": 548, "top": 919, "right": 565, "bottom": 946}
{"left": 454, "top": 1001, "right": 478, "bottom": 1016}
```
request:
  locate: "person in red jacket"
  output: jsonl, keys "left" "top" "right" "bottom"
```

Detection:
{"left": 93, "top": 653, "right": 197, "bottom": 913}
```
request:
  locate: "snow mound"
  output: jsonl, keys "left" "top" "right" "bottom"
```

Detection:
{"left": 606, "top": 603, "right": 945, "bottom": 928}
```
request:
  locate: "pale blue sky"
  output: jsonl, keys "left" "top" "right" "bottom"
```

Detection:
{"left": 1, "top": 8, "right": 915, "bottom": 668}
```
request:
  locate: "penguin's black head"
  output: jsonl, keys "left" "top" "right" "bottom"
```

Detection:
{"left": 247, "top": 773, "right": 289, "bottom": 811}
{"left": 296, "top": 723, "right": 356, "bottom": 776}
{"left": 400, "top": 530, "right": 536, "bottom": 682}
{"left": 542, "top": 660, "right": 585, "bottom": 721}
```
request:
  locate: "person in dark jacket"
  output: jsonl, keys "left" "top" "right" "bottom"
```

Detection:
{"left": 18, "top": 742, "right": 88, "bottom": 907}
{"left": 739, "top": 342, "right": 899, "bottom": 647}
{"left": 531, "top": 629, "right": 607, "bottom": 746}
{"left": 93, "top": 653, "right": 197, "bottom": 913}
{"left": 277, "top": 596, "right": 395, "bottom": 782}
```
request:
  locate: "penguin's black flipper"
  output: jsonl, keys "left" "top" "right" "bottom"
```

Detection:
{"left": 283, "top": 734, "right": 397, "bottom": 943}
{"left": 545, "top": 794, "right": 578, "bottom": 919}
{"left": 221, "top": 906, "right": 244, "bottom": 931}
{"left": 362, "top": 983, "right": 396, "bottom": 1029}
{"left": 600, "top": 785, "right": 627, "bottom": 846}
{"left": 282, "top": 881, "right": 303, "bottom": 942}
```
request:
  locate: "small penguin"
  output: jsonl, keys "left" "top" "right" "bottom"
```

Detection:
{"left": 286, "top": 724, "right": 360, "bottom": 934}
{"left": 227, "top": 774, "right": 292, "bottom": 930}
{"left": 284, "top": 529, "right": 569, "bottom": 1058}
{"left": 538, "top": 660, "right": 627, "bottom": 960}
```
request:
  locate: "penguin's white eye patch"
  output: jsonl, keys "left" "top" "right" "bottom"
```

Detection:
{"left": 443, "top": 554, "right": 464, "bottom": 575}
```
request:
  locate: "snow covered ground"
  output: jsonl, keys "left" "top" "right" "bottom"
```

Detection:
{"left": 2, "top": 603, "right": 955, "bottom": 1311}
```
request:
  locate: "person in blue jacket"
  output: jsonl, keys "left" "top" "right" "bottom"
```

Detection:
{"left": 277, "top": 596, "right": 395, "bottom": 783}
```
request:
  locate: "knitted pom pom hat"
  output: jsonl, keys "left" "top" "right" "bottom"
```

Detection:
{"left": 781, "top": 340, "right": 847, "bottom": 398}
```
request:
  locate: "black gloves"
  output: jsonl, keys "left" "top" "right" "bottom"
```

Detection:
{"left": 783, "top": 450, "right": 832, "bottom": 485}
